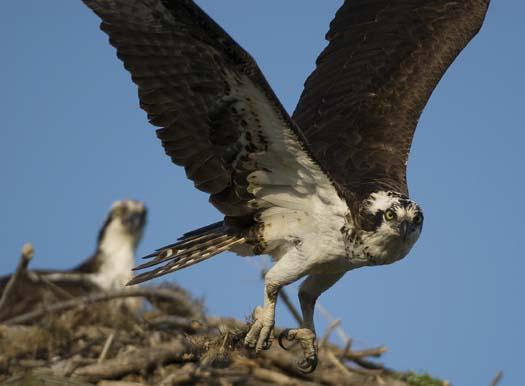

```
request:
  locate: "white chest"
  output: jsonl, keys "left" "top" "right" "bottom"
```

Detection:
{"left": 92, "top": 225, "right": 136, "bottom": 289}
{"left": 92, "top": 248, "right": 134, "bottom": 289}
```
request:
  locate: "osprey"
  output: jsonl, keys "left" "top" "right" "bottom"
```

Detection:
{"left": 0, "top": 200, "right": 146, "bottom": 320}
{"left": 81, "top": 0, "right": 490, "bottom": 371}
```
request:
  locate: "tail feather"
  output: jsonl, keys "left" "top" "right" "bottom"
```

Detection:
{"left": 128, "top": 222, "right": 244, "bottom": 285}
{"left": 138, "top": 234, "right": 234, "bottom": 269}
{"left": 142, "top": 230, "right": 226, "bottom": 259}
{"left": 180, "top": 221, "right": 224, "bottom": 238}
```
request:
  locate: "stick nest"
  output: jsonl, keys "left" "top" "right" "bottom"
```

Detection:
{"left": 0, "top": 281, "right": 450, "bottom": 386}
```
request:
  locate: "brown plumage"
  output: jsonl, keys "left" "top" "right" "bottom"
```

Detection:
{"left": 83, "top": 0, "right": 329, "bottom": 222}
{"left": 293, "top": 0, "right": 490, "bottom": 199}
{"left": 82, "top": 0, "right": 489, "bottom": 216}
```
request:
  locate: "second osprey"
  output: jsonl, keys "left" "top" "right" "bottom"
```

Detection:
{"left": 82, "top": 0, "right": 490, "bottom": 371}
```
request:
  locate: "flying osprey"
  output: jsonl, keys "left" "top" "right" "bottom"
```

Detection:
{"left": 0, "top": 200, "right": 146, "bottom": 320}
{"left": 81, "top": 0, "right": 490, "bottom": 371}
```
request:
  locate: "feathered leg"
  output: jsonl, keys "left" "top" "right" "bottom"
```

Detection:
{"left": 244, "top": 252, "right": 309, "bottom": 353}
{"left": 279, "top": 272, "right": 345, "bottom": 372}
{"left": 298, "top": 272, "right": 344, "bottom": 330}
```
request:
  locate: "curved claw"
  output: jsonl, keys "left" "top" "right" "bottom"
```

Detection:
{"left": 278, "top": 329, "right": 293, "bottom": 351}
{"left": 297, "top": 356, "right": 318, "bottom": 374}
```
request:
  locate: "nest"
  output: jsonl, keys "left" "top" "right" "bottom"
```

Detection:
{"left": 0, "top": 245, "right": 448, "bottom": 386}
{"left": 0, "top": 282, "right": 451, "bottom": 386}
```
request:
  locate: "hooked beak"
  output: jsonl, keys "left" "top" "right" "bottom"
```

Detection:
{"left": 399, "top": 220, "right": 409, "bottom": 241}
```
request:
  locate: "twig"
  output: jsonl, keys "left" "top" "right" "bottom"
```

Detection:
{"left": 31, "top": 272, "right": 75, "bottom": 300}
{"left": 314, "top": 300, "right": 388, "bottom": 369}
{"left": 97, "top": 332, "right": 115, "bottom": 364}
{"left": 345, "top": 365, "right": 385, "bottom": 377}
{"left": 147, "top": 315, "right": 203, "bottom": 333}
{"left": 320, "top": 319, "right": 340, "bottom": 347}
{"left": 98, "top": 381, "right": 149, "bottom": 386}
{"left": 0, "top": 243, "right": 34, "bottom": 314}
{"left": 219, "top": 331, "right": 230, "bottom": 356}
{"left": 339, "top": 339, "right": 352, "bottom": 360}
{"left": 324, "top": 349, "right": 353, "bottom": 378}
{"left": 489, "top": 371, "right": 503, "bottom": 386}
{"left": 3, "top": 287, "right": 195, "bottom": 325}
{"left": 160, "top": 363, "right": 197, "bottom": 386}
{"left": 72, "top": 338, "right": 191, "bottom": 382}
{"left": 252, "top": 367, "right": 319, "bottom": 386}
{"left": 278, "top": 288, "right": 303, "bottom": 326}
{"left": 344, "top": 346, "right": 387, "bottom": 359}
{"left": 353, "top": 357, "right": 388, "bottom": 371}
{"left": 315, "top": 303, "right": 349, "bottom": 345}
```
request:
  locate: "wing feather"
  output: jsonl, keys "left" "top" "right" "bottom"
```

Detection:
{"left": 82, "top": 0, "right": 339, "bottom": 224}
{"left": 293, "top": 0, "right": 490, "bottom": 199}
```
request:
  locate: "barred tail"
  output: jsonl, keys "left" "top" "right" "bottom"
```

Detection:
{"left": 127, "top": 221, "right": 245, "bottom": 285}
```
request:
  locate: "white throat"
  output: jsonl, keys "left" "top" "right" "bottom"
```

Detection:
{"left": 93, "top": 220, "right": 136, "bottom": 290}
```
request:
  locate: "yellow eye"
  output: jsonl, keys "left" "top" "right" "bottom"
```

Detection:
{"left": 384, "top": 209, "right": 395, "bottom": 221}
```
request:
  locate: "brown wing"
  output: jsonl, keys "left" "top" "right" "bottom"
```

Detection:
{"left": 293, "top": 0, "right": 490, "bottom": 200}
{"left": 82, "top": 0, "right": 331, "bottom": 222}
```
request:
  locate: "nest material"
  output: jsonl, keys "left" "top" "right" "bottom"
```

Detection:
{"left": 0, "top": 281, "right": 449, "bottom": 386}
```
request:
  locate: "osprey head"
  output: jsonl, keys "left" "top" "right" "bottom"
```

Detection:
{"left": 99, "top": 200, "right": 148, "bottom": 247}
{"left": 358, "top": 191, "right": 423, "bottom": 262}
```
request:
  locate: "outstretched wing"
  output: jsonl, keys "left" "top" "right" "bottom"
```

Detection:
{"left": 82, "top": 0, "right": 339, "bottom": 224}
{"left": 293, "top": 0, "right": 490, "bottom": 199}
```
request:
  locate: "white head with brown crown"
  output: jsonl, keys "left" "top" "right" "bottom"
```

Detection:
{"left": 355, "top": 191, "right": 423, "bottom": 264}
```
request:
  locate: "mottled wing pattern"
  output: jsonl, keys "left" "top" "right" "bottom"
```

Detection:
{"left": 293, "top": 0, "right": 490, "bottom": 200}
{"left": 82, "top": 0, "right": 332, "bottom": 223}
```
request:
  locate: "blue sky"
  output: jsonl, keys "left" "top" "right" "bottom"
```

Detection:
{"left": 0, "top": 1, "right": 522, "bottom": 385}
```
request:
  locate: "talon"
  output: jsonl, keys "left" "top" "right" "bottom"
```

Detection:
{"left": 297, "top": 356, "right": 318, "bottom": 373}
{"left": 278, "top": 328, "right": 318, "bottom": 372}
{"left": 244, "top": 319, "right": 262, "bottom": 348}
{"left": 255, "top": 325, "right": 274, "bottom": 353}
{"left": 278, "top": 329, "right": 292, "bottom": 350}
{"left": 262, "top": 335, "right": 273, "bottom": 350}
{"left": 262, "top": 328, "right": 274, "bottom": 350}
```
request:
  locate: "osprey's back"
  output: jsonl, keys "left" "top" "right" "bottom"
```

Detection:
{"left": 81, "top": 0, "right": 490, "bottom": 372}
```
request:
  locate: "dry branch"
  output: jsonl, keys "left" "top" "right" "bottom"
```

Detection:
{"left": 159, "top": 363, "right": 197, "bottom": 385}
{"left": 251, "top": 367, "right": 319, "bottom": 386}
{"left": 489, "top": 371, "right": 503, "bottom": 386}
{"left": 98, "top": 381, "right": 149, "bottom": 386}
{"left": 278, "top": 288, "right": 303, "bottom": 326}
{"left": 72, "top": 338, "right": 191, "bottom": 382}
{"left": 98, "top": 332, "right": 115, "bottom": 364}
{"left": 3, "top": 287, "right": 195, "bottom": 325}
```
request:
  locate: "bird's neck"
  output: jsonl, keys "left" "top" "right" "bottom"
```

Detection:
{"left": 76, "top": 220, "right": 136, "bottom": 289}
